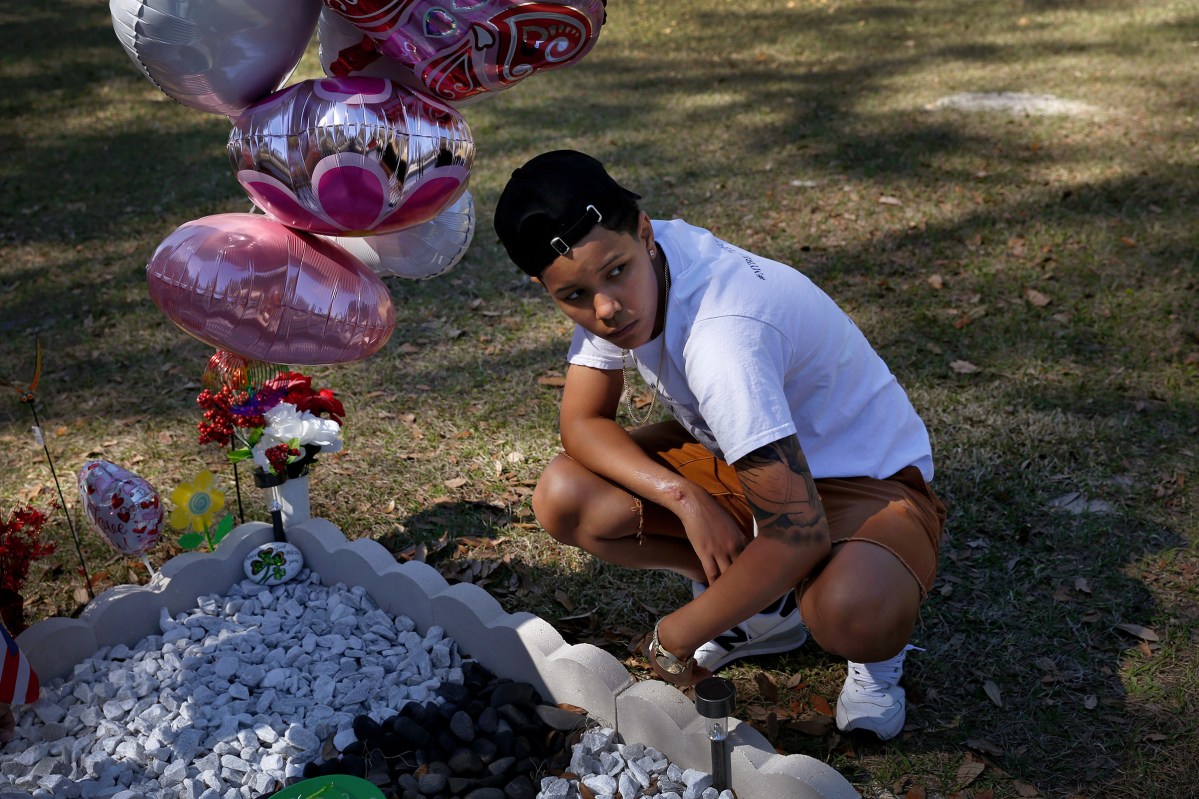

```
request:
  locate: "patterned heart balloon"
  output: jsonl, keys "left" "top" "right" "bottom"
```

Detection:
{"left": 320, "top": 0, "right": 607, "bottom": 104}
{"left": 78, "top": 460, "right": 164, "bottom": 558}
{"left": 229, "top": 76, "right": 474, "bottom": 235}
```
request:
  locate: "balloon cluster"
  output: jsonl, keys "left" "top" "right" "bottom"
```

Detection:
{"left": 114, "top": 0, "right": 607, "bottom": 365}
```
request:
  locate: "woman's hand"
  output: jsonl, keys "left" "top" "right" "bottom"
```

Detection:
{"left": 678, "top": 495, "right": 748, "bottom": 585}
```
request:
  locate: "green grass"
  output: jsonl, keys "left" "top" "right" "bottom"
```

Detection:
{"left": 2, "top": 1, "right": 1197, "bottom": 797}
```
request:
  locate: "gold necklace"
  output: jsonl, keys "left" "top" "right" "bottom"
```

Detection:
{"left": 621, "top": 252, "right": 670, "bottom": 426}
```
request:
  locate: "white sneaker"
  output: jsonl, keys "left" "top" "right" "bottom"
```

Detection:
{"left": 690, "top": 582, "right": 808, "bottom": 672}
{"left": 835, "top": 644, "right": 923, "bottom": 740}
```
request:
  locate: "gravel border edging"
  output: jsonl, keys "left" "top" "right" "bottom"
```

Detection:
{"left": 16, "top": 519, "right": 859, "bottom": 799}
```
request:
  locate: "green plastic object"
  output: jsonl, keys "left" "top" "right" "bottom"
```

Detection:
{"left": 270, "top": 775, "right": 386, "bottom": 799}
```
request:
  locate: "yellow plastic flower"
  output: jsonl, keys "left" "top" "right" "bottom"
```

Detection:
{"left": 170, "top": 470, "right": 226, "bottom": 531}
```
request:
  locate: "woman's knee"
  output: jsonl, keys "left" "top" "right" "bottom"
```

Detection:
{"left": 531, "top": 459, "right": 584, "bottom": 545}
{"left": 531, "top": 455, "right": 640, "bottom": 547}
{"left": 800, "top": 546, "right": 922, "bottom": 660}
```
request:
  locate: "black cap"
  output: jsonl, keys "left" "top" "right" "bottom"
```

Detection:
{"left": 493, "top": 150, "right": 641, "bottom": 277}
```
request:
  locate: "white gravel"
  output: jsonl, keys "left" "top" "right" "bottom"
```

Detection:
{"left": 544, "top": 726, "right": 735, "bottom": 799}
{"left": 0, "top": 571, "right": 463, "bottom": 799}
{"left": 0, "top": 571, "right": 737, "bottom": 799}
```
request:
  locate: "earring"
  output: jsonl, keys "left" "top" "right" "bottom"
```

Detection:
{"left": 649, "top": 248, "right": 656, "bottom": 258}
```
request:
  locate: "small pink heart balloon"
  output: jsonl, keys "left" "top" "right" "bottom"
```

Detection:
{"left": 228, "top": 76, "right": 474, "bottom": 235}
{"left": 319, "top": 0, "right": 607, "bottom": 105}
{"left": 78, "top": 460, "right": 164, "bottom": 558}
{"left": 146, "top": 213, "right": 397, "bottom": 365}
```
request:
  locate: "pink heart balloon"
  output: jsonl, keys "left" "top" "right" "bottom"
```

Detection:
{"left": 320, "top": 0, "right": 606, "bottom": 104}
{"left": 146, "top": 213, "right": 397, "bottom": 365}
{"left": 77, "top": 460, "right": 164, "bottom": 558}
{"left": 229, "top": 76, "right": 474, "bottom": 235}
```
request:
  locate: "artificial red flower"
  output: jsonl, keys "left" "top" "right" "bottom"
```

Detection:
{"left": 0, "top": 505, "right": 57, "bottom": 594}
{"left": 262, "top": 371, "right": 314, "bottom": 405}
{"left": 295, "top": 388, "right": 345, "bottom": 424}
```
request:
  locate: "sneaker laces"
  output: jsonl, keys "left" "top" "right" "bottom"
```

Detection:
{"left": 847, "top": 644, "right": 923, "bottom": 690}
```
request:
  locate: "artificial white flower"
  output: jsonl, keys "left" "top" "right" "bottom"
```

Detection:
{"left": 250, "top": 402, "right": 343, "bottom": 470}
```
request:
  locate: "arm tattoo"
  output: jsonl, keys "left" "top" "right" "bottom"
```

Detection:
{"left": 735, "top": 436, "right": 826, "bottom": 545}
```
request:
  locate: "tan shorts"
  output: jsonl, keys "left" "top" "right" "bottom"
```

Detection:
{"left": 631, "top": 421, "right": 947, "bottom": 598}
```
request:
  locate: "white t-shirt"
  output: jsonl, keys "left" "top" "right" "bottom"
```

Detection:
{"left": 566, "top": 219, "right": 934, "bottom": 481}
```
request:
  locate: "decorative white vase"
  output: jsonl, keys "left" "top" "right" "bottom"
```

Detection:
{"left": 270, "top": 475, "right": 310, "bottom": 527}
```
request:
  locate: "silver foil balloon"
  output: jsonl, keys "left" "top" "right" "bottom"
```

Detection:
{"left": 326, "top": 191, "right": 475, "bottom": 280}
{"left": 228, "top": 76, "right": 475, "bottom": 236}
{"left": 146, "top": 213, "right": 396, "bottom": 365}
{"left": 109, "top": 0, "right": 322, "bottom": 116}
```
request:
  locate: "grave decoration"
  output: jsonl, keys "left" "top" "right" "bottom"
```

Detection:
{"left": 77, "top": 460, "right": 165, "bottom": 577}
{"left": 169, "top": 470, "right": 234, "bottom": 553}
{"left": 197, "top": 370, "right": 344, "bottom": 491}
{"left": 242, "top": 502, "right": 306, "bottom": 587}
{"left": 121, "top": 1, "right": 609, "bottom": 368}
{"left": 0, "top": 504, "right": 56, "bottom": 634}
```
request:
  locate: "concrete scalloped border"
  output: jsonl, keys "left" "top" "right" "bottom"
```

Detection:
{"left": 17, "top": 519, "right": 858, "bottom": 799}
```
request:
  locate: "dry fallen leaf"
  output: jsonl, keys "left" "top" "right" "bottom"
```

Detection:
{"left": 443, "top": 477, "right": 468, "bottom": 490}
{"left": 1013, "top": 780, "right": 1041, "bottom": 797}
{"left": 537, "top": 375, "right": 567, "bottom": 387}
{"left": 1115, "top": 622, "right": 1160, "bottom": 642}
{"left": 553, "top": 590, "right": 575, "bottom": 611}
{"left": 950, "top": 360, "right": 980, "bottom": 374}
{"left": 1025, "top": 288, "right": 1052, "bottom": 307}
{"left": 754, "top": 672, "right": 779, "bottom": 702}
{"left": 927, "top": 274, "right": 944, "bottom": 290}
{"left": 965, "top": 738, "right": 1004, "bottom": 757}
{"left": 809, "top": 694, "right": 834, "bottom": 717}
{"left": 955, "top": 759, "right": 985, "bottom": 788}
{"left": 786, "top": 716, "right": 834, "bottom": 736}
{"left": 904, "top": 785, "right": 927, "bottom": 799}
{"left": 879, "top": 195, "right": 903, "bottom": 206}
{"left": 983, "top": 679, "right": 1003, "bottom": 708}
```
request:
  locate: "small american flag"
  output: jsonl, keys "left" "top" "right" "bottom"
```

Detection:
{"left": 0, "top": 621, "right": 39, "bottom": 705}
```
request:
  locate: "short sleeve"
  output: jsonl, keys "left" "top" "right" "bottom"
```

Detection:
{"left": 683, "top": 317, "right": 797, "bottom": 465}
{"left": 566, "top": 325, "right": 624, "bottom": 371}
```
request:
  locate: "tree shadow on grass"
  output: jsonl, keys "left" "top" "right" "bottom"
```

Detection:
{"left": 3, "top": 2, "right": 1196, "bottom": 794}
